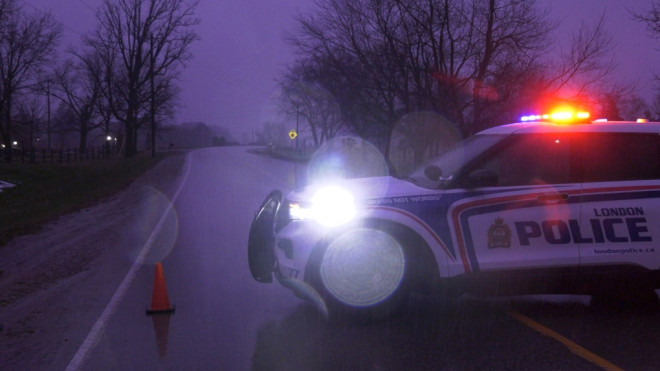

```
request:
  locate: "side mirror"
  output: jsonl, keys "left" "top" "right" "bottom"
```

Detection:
{"left": 424, "top": 165, "right": 443, "bottom": 182}
{"left": 465, "top": 169, "right": 498, "bottom": 188}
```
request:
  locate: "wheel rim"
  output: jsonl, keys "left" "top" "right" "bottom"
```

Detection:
{"left": 320, "top": 229, "right": 405, "bottom": 307}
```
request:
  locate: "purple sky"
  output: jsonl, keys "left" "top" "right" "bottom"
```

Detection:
{"left": 23, "top": 0, "right": 660, "bottom": 141}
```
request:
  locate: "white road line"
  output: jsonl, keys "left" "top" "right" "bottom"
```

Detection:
{"left": 66, "top": 154, "right": 192, "bottom": 371}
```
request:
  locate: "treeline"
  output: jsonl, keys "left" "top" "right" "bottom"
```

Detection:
{"left": 275, "top": 0, "right": 660, "bottom": 167}
{"left": 0, "top": 0, "right": 199, "bottom": 159}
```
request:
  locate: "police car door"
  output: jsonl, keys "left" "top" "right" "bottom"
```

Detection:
{"left": 577, "top": 133, "right": 660, "bottom": 273}
{"left": 448, "top": 133, "right": 581, "bottom": 277}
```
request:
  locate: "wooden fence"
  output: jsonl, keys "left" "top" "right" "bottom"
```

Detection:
{"left": 2, "top": 146, "right": 118, "bottom": 164}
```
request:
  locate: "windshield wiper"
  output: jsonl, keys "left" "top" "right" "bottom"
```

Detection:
{"left": 399, "top": 175, "right": 419, "bottom": 185}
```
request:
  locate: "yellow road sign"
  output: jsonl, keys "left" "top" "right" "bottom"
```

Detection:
{"left": 289, "top": 130, "right": 297, "bottom": 140}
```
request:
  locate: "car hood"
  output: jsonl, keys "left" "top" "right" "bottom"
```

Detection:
{"left": 286, "top": 176, "right": 436, "bottom": 203}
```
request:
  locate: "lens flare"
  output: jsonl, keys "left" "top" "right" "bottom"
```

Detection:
{"left": 125, "top": 186, "right": 179, "bottom": 265}
{"left": 390, "top": 111, "right": 461, "bottom": 175}
{"left": 320, "top": 229, "right": 405, "bottom": 307}
{"left": 307, "top": 136, "right": 389, "bottom": 185}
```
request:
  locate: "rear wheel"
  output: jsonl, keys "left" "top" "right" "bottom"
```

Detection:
{"left": 590, "top": 288, "right": 659, "bottom": 313}
{"left": 247, "top": 190, "right": 282, "bottom": 283}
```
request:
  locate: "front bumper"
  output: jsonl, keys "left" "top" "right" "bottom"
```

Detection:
{"left": 273, "top": 219, "right": 333, "bottom": 318}
{"left": 275, "top": 269, "right": 328, "bottom": 319}
{"left": 273, "top": 219, "right": 326, "bottom": 281}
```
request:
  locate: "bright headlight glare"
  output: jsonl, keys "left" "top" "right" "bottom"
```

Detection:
{"left": 312, "top": 186, "right": 356, "bottom": 227}
{"left": 289, "top": 202, "right": 311, "bottom": 220}
{"left": 288, "top": 186, "right": 356, "bottom": 227}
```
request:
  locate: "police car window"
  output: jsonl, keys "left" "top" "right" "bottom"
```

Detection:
{"left": 408, "top": 134, "right": 506, "bottom": 188}
{"left": 580, "top": 133, "right": 660, "bottom": 182}
{"left": 474, "top": 134, "right": 572, "bottom": 187}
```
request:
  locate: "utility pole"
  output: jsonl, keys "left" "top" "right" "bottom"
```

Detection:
{"left": 294, "top": 108, "right": 300, "bottom": 190}
{"left": 46, "top": 79, "right": 51, "bottom": 150}
{"left": 150, "top": 34, "right": 156, "bottom": 157}
{"left": 296, "top": 108, "right": 299, "bottom": 152}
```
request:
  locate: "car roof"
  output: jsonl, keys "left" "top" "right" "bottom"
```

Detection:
{"left": 478, "top": 120, "right": 660, "bottom": 135}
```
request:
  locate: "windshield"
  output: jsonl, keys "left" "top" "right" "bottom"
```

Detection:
{"left": 407, "top": 134, "right": 506, "bottom": 188}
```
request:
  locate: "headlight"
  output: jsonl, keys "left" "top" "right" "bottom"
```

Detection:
{"left": 289, "top": 186, "right": 356, "bottom": 227}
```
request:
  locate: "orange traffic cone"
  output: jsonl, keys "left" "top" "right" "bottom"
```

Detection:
{"left": 146, "top": 262, "right": 175, "bottom": 315}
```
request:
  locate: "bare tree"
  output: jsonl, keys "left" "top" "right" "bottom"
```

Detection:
{"left": 279, "top": 60, "right": 346, "bottom": 148}
{"left": 50, "top": 55, "right": 104, "bottom": 152}
{"left": 86, "top": 40, "right": 120, "bottom": 150}
{"left": 86, "top": 0, "right": 199, "bottom": 157}
{"left": 632, "top": 0, "right": 660, "bottom": 40}
{"left": 632, "top": 0, "right": 659, "bottom": 85}
{"left": 13, "top": 94, "right": 45, "bottom": 150}
{"left": 286, "top": 0, "right": 616, "bottom": 168}
{"left": 542, "top": 15, "right": 616, "bottom": 101}
{"left": 600, "top": 85, "right": 657, "bottom": 121}
{"left": 390, "top": 110, "right": 461, "bottom": 174}
{"left": 289, "top": 0, "right": 408, "bottom": 156}
{"left": 0, "top": 0, "right": 60, "bottom": 155}
{"left": 259, "top": 121, "right": 289, "bottom": 148}
{"left": 651, "top": 88, "right": 660, "bottom": 120}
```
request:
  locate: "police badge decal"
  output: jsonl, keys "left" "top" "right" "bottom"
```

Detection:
{"left": 488, "top": 217, "right": 511, "bottom": 249}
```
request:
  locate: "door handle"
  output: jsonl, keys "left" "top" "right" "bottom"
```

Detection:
{"left": 537, "top": 193, "right": 569, "bottom": 202}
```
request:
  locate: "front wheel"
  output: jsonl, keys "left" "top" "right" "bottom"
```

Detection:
{"left": 309, "top": 227, "right": 411, "bottom": 321}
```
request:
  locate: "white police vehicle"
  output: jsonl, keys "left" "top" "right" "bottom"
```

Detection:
{"left": 248, "top": 109, "right": 660, "bottom": 319}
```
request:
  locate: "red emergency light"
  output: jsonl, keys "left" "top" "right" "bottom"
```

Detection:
{"left": 521, "top": 108, "right": 590, "bottom": 124}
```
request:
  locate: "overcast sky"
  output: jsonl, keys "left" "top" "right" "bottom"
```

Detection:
{"left": 22, "top": 0, "right": 660, "bottom": 141}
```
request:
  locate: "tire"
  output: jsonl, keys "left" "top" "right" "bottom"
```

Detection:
{"left": 590, "top": 288, "right": 659, "bottom": 314}
{"left": 589, "top": 273, "right": 659, "bottom": 313}
{"left": 248, "top": 190, "right": 282, "bottom": 283}
{"left": 308, "top": 223, "right": 420, "bottom": 321}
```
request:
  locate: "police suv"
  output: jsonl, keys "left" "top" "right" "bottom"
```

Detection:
{"left": 248, "top": 110, "right": 660, "bottom": 319}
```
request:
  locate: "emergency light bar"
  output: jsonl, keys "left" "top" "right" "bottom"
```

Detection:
{"left": 521, "top": 109, "right": 590, "bottom": 123}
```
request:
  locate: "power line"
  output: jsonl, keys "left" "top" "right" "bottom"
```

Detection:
{"left": 20, "top": 0, "right": 87, "bottom": 39}
{"left": 77, "top": 0, "right": 96, "bottom": 12}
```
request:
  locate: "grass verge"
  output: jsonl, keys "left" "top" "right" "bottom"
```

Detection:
{"left": 0, "top": 154, "right": 170, "bottom": 246}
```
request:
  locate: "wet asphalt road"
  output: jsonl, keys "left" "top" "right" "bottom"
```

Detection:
{"left": 73, "top": 147, "right": 659, "bottom": 370}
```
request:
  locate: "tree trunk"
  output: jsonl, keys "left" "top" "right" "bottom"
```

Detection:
{"left": 472, "top": 0, "right": 496, "bottom": 135}
{"left": 3, "top": 89, "right": 12, "bottom": 161}
{"left": 124, "top": 121, "right": 136, "bottom": 157}
{"left": 79, "top": 128, "right": 88, "bottom": 153}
